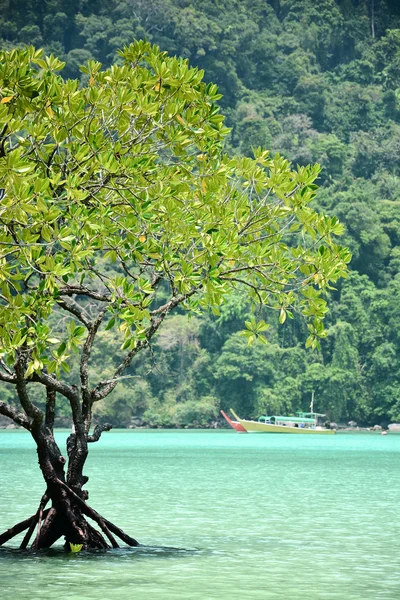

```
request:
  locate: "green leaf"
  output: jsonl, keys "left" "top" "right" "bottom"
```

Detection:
{"left": 61, "top": 361, "right": 70, "bottom": 373}
{"left": 105, "top": 317, "right": 116, "bottom": 331}
{"left": 57, "top": 341, "right": 67, "bottom": 357}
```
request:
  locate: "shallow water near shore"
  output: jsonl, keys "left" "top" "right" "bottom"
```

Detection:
{"left": 1, "top": 429, "right": 400, "bottom": 599}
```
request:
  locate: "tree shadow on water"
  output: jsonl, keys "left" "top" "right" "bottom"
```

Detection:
{"left": 0, "top": 544, "right": 202, "bottom": 562}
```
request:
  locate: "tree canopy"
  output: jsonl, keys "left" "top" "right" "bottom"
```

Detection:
{"left": 0, "top": 42, "right": 349, "bottom": 432}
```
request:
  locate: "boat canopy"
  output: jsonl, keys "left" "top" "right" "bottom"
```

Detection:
{"left": 258, "top": 415, "right": 316, "bottom": 424}
{"left": 297, "top": 411, "right": 325, "bottom": 418}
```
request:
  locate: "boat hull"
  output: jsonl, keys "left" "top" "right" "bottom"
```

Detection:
{"left": 230, "top": 410, "right": 335, "bottom": 434}
{"left": 220, "top": 410, "right": 247, "bottom": 432}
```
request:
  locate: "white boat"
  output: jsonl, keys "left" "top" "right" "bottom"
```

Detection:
{"left": 230, "top": 409, "right": 335, "bottom": 435}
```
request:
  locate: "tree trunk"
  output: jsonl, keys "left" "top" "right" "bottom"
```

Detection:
{"left": 30, "top": 426, "right": 110, "bottom": 550}
{"left": 371, "top": 0, "right": 375, "bottom": 39}
{"left": 1, "top": 393, "right": 139, "bottom": 552}
{"left": 0, "top": 422, "right": 139, "bottom": 551}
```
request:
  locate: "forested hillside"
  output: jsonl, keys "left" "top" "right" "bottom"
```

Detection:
{"left": 2, "top": 0, "right": 400, "bottom": 426}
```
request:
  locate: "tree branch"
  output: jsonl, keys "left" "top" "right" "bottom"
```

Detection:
{"left": 45, "top": 389, "right": 56, "bottom": 431}
{"left": 31, "top": 371, "right": 82, "bottom": 433}
{"left": 150, "top": 289, "right": 198, "bottom": 316}
{"left": 90, "top": 340, "right": 147, "bottom": 402}
{"left": 91, "top": 288, "right": 199, "bottom": 402}
{"left": 0, "top": 123, "right": 8, "bottom": 158}
{"left": 0, "top": 359, "right": 14, "bottom": 377}
{"left": 31, "top": 371, "right": 77, "bottom": 404}
{"left": 57, "top": 297, "right": 92, "bottom": 328}
{"left": 0, "top": 369, "right": 17, "bottom": 384}
{"left": 58, "top": 286, "right": 111, "bottom": 303}
{"left": 30, "top": 493, "right": 49, "bottom": 550}
{"left": 81, "top": 308, "right": 107, "bottom": 425}
{"left": 59, "top": 481, "right": 138, "bottom": 546}
{"left": 0, "top": 511, "right": 48, "bottom": 546}
{"left": 219, "top": 275, "right": 264, "bottom": 304}
{"left": 14, "top": 353, "right": 43, "bottom": 427}
{"left": 0, "top": 359, "right": 17, "bottom": 385}
{"left": 20, "top": 494, "right": 49, "bottom": 550}
{"left": 0, "top": 401, "right": 32, "bottom": 430}
{"left": 87, "top": 423, "right": 112, "bottom": 443}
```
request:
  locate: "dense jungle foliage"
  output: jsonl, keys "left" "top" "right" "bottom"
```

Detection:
{"left": 1, "top": 0, "right": 400, "bottom": 426}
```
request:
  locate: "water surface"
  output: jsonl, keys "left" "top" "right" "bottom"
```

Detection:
{"left": 0, "top": 430, "right": 399, "bottom": 599}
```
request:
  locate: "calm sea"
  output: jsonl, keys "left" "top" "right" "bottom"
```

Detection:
{"left": 0, "top": 429, "right": 399, "bottom": 599}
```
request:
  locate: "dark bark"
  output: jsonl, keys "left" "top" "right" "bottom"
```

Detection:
{"left": 15, "top": 353, "right": 43, "bottom": 426}
{"left": 0, "top": 419, "right": 138, "bottom": 551}
{"left": 27, "top": 481, "right": 110, "bottom": 551}
{"left": 97, "top": 519, "right": 119, "bottom": 549}
{"left": 100, "top": 516, "right": 139, "bottom": 547}
{"left": 81, "top": 309, "right": 106, "bottom": 421}
{"left": 20, "top": 494, "right": 48, "bottom": 549}
{"left": 87, "top": 423, "right": 112, "bottom": 442}
{"left": 32, "top": 508, "right": 64, "bottom": 550}
{"left": 66, "top": 429, "right": 88, "bottom": 494}
{"left": 60, "top": 481, "right": 138, "bottom": 546}
{"left": 45, "top": 390, "right": 56, "bottom": 430}
{"left": 1, "top": 310, "right": 141, "bottom": 552}
{"left": 0, "top": 278, "right": 196, "bottom": 550}
{"left": 56, "top": 297, "right": 92, "bottom": 328}
{"left": 0, "top": 401, "right": 32, "bottom": 429}
{"left": 0, "top": 513, "right": 44, "bottom": 546}
{"left": 30, "top": 494, "right": 48, "bottom": 549}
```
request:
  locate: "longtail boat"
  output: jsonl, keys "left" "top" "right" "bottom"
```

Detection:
{"left": 220, "top": 410, "right": 247, "bottom": 432}
{"left": 230, "top": 409, "right": 335, "bottom": 435}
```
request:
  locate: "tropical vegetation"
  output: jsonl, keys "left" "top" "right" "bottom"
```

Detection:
{"left": 1, "top": 0, "right": 400, "bottom": 427}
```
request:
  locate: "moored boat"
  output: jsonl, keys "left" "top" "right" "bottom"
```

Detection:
{"left": 220, "top": 410, "right": 247, "bottom": 432}
{"left": 230, "top": 409, "right": 335, "bottom": 434}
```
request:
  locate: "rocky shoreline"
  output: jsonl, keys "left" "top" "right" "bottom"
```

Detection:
{"left": 1, "top": 414, "right": 400, "bottom": 432}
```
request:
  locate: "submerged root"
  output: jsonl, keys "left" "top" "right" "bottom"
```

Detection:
{"left": 21, "top": 494, "right": 49, "bottom": 550}
{"left": 0, "top": 485, "right": 139, "bottom": 551}
{"left": 0, "top": 511, "right": 48, "bottom": 546}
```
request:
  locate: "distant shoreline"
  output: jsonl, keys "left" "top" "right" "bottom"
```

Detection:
{"left": 1, "top": 423, "right": 398, "bottom": 433}
{"left": 1, "top": 413, "right": 398, "bottom": 432}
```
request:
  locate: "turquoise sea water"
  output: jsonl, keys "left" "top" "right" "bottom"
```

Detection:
{"left": 0, "top": 429, "right": 399, "bottom": 599}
